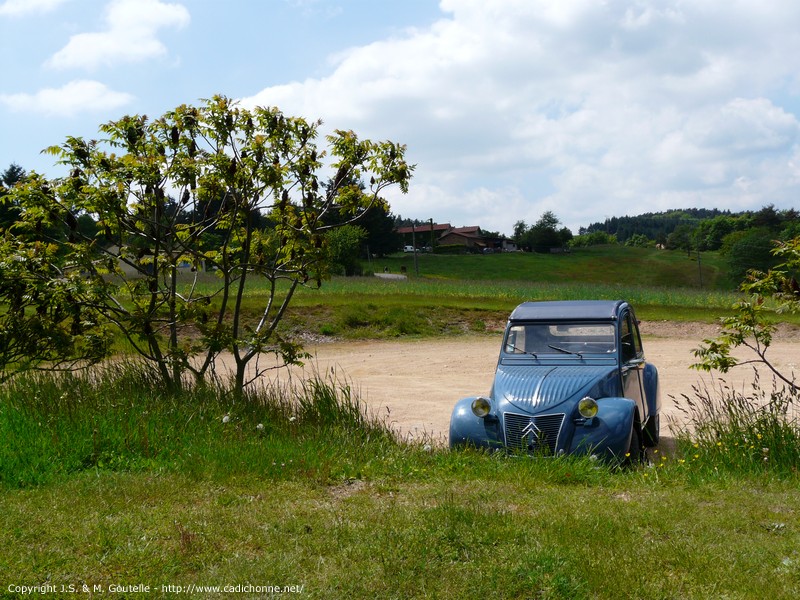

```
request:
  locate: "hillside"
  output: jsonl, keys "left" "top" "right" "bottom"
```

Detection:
{"left": 580, "top": 205, "right": 800, "bottom": 249}
{"left": 370, "top": 245, "right": 730, "bottom": 290}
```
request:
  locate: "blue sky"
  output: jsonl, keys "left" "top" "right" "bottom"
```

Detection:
{"left": 2, "top": 0, "right": 800, "bottom": 235}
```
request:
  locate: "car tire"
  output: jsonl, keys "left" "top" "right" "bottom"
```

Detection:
{"left": 623, "top": 423, "right": 643, "bottom": 467}
{"left": 644, "top": 413, "right": 660, "bottom": 447}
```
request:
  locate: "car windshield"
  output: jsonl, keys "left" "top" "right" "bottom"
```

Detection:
{"left": 504, "top": 322, "right": 616, "bottom": 355}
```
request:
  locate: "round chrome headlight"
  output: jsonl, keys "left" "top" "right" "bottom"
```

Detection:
{"left": 471, "top": 397, "right": 492, "bottom": 418}
{"left": 578, "top": 396, "right": 598, "bottom": 418}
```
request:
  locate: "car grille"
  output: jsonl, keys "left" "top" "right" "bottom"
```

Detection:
{"left": 504, "top": 412, "right": 565, "bottom": 455}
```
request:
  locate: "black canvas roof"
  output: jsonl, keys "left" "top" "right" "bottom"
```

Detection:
{"left": 508, "top": 300, "right": 627, "bottom": 322}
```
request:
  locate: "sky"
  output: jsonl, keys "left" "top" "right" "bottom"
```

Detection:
{"left": 2, "top": 0, "right": 800, "bottom": 235}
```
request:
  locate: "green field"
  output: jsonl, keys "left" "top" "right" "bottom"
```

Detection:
{"left": 158, "top": 245, "right": 748, "bottom": 341}
{"left": 279, "top": 246, "right": 760, "bottom": 338}
{"left": 370, "top": 245, "right": 729, "bottom": 290}
{"left": 2, "top": 244, "right": 800, "bottom": 599}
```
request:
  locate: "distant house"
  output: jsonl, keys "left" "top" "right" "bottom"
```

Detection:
{"left": 396, "top": 223, "right": 516, "bottom": 252}
{"left": 396, "top": 222, "right": 452, "bottom": 249}
{"left": 438, "top": 226, "right": 485, "bottom": 249}
{"left": 501, "top": 238, "right": 518, "bottom": 252}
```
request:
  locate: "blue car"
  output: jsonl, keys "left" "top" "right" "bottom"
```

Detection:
{"left": 449, "top": 300, "right": 660, "bottom": 462}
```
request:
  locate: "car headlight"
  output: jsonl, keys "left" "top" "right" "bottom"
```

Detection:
{"left": 578, "top": 396, "right": 598, "bottom": 418}
{"left": 471, "top": 396, "right": 492, "bottom": 418}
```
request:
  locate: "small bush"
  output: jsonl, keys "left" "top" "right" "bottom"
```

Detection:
{"left": 319, "top": 323, "right": 337, "bottom": 336}
{"left": 381, "top": 307, "right": 425, "bottom": 336}
{"left": 469, "top": 320, "right": 486, "bottom": 332}
{"left": 340, "top": 309, "right": 374, "bottom": 329}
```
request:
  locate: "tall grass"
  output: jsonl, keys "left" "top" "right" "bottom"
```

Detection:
{"left": 672, "top": 371, "right": 800, "bottom": 476}
{"left": 0, "top": 362, "right": 394, "bottom": 489}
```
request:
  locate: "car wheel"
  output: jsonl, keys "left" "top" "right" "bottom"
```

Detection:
{"left": 623, "top": 423, "right": 643, "bottom": 467}
{"left": 644, "top": 413, "right": 660, "bottom": 447}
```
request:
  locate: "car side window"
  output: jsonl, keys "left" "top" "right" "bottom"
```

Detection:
{"left": 630, "top": 313, "right": 643, "bottom": 358}
{"left": 620, "top": 311, "right": 642, "bottom": 363}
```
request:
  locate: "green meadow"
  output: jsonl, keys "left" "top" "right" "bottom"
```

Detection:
{"left": 2, "top": 245, "right": 800, "bottom": 599}
{"left": 282, "top": 246, "right": 759, "bottom": 337}
{"left": 370, "top": 245, "right": 728, "bottom": 289}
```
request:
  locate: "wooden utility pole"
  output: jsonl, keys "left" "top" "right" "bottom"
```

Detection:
{"left": 411, "top": 224, "right": 419, "bottom": 276}
{"left": 697, "top": 250, "right": 703, "bottom": 288}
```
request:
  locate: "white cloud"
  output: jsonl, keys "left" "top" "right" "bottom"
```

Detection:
{"left": 0, "top": 80, "right": 134, "bottom": 116}
{"left": 46, "top": 0, "right": 189, "bottom": 70}
{"left": 0, "top": 0, "right": 68, "bottom": 17}
{"left": 242, "top": 0, "right": 800, "bottom": 233}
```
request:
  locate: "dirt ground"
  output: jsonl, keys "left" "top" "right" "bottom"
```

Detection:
{"left": 261, "top": 321, "right": 800, "bottom": 446}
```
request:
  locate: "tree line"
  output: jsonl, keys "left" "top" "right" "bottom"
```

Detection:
{"left": 573, "top": 205, "right": 800, "bottom": 281}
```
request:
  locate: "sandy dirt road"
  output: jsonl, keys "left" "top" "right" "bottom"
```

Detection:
{"left": 260, "top": 322, "right": 800, "bottom": 445}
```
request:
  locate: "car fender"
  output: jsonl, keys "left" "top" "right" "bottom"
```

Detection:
{"left": 449, "top": 397, "right": 503, "bottom": 450}
{"left": 568, "top": 397, "right": 636, "bottom": 459}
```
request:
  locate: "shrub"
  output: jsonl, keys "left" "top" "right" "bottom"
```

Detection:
{"left": 624, "top": 233, "right": 652, "bottom": 248}
{"left": 568, "top": 231, "right": 617, "bottom": 248}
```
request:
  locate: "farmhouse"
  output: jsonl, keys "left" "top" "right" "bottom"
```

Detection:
{"left": 396, "top": 223, "right": 516, "bottom": 252}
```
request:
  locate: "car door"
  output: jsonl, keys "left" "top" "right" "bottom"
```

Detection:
{"left": 620, "top": 309, "right": 647, "bottom": 421}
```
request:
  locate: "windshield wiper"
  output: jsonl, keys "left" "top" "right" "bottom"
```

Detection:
{"left": 507, "top": 344, "right": 538, "bottom": 358}
{"left": 548, "top": 344, "right": 583, "bottom": 357}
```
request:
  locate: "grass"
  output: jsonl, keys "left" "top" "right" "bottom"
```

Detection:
{"left": 152, "top": 246, "right": 800, "bottom": 341}
{"left": 4, "top": 245, "right": 800, "bottom": 597}
{"left": 283, "top": 277, "right": 747, "bottom": 339}
{"left": 369, "top": 245, "right": 731, "bottom": 289}
{"left": 3, "top": 469, "right": 800, "bottom": 598}
{"left": 673, "top": 372, "right": 800, "bottom": 477}
{"left": 2, "top": 368, "right": 800, "bottom": 598}
{"left": 0, "top": 363, "right": 390, "bottom": 489}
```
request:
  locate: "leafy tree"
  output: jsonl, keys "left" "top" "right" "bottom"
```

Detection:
{"left": 512, "top": 220, "right": 528, "bottom": 244}
{"left": 694, "top": 215, "right": 738, "bottom": 251}
{"left": 583, "top": 208, "right": 728, "bottom": 243}
{"left": 752, "top": 204, "right": 782, "bottom": 230}
{"left": 781, "top": 215, "right": 800, "bottom": 241}
{"left": 624, "top": 233, "right": 651, "bottom": 248}
{"left": 514, "top": 212, "right": 570, "bottom": 253}
{"left": 358, "top": 204, "right": 401, "bottom": 256}
{"left": 721, "top": 228, "right": 779, "bottom": 282}
{"left": 666, "top": 223, "right": 695, "bottom": 255}
{"left": 558, "top": 226, "right": 573, "bottom": 247}
{"left": 323, "top": 196, "right": 399, "bottom": 257}
{"left": 534, "top": 211, "right": 560, "bottom": 231}
{"left": 568, "top": 230, "right": 617, "bottom": 248}
{"left": 693, "top": 237, "right": 800, "bottom": 392}
{"left": 0, "top": 212, "right": 111, "bottom": 383}
{"left": 529, "top": 211, "right": 566, "bottom": 252}
{"left": 325, "top": 224, "right": 367, "bottom": 276}
{"left": 2, "top": 96, "right": 412, "bottom": 390}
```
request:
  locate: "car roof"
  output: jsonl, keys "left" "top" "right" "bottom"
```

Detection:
{"left": 508, "top": 300, "right": 628, "bottom": 322}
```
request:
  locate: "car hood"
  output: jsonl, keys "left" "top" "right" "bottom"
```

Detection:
{"left": 493, "top": 363, "right": 617, "bottom": 413}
